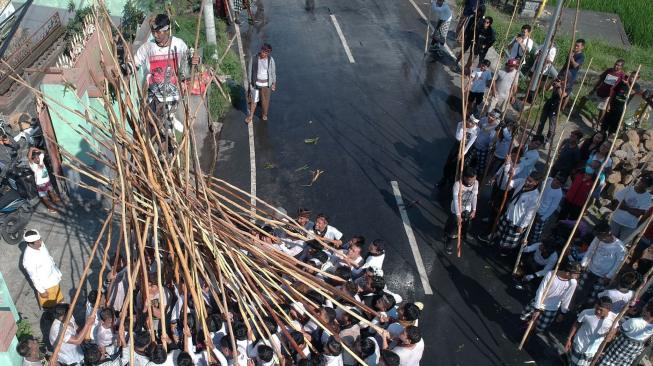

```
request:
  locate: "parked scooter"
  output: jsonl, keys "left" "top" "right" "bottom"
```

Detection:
{"left": 0, "top": 158, "right": 35, "bottom": 244}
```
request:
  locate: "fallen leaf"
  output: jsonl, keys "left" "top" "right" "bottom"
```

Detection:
{"left": 304, "top": 137, "right": 319, "bottom": 144}
{"left": 295, "top": 164, "right": 309, "bottom": 172}
{"left": 456, "top": 344, "right": 464, "bottom": 352}
{"left": 302, "top": 169, "right": 324, "bottom": 187}
{"left": 264, "top": 163, "right": 277, "bottom": 169}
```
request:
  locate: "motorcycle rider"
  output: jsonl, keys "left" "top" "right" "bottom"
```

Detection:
{"left": 133, "top": 14, "right": 199, "bottom": 131}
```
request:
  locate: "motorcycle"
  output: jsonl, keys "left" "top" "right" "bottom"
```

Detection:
{"left": 147, "top": 69, "right": 184, "bottom": 154}
{"left": 13, "top": 116, "right": 45, "bottom": 150}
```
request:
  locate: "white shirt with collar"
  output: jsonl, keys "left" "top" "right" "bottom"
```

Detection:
{"left": 49, "top": 317, "right": 84, "bottom": 365}
{"left": 516, "top": 148, "right": 539, "bottom": 179}
{"left": 455, "top": 122, "right": 479, "bottom": 155}
{"left": 22, "top": 243, "right": 62, "bottom": 293}
{"left": 573, "top": 309, "right": 617, "bottom": 354}
{"left": 392, "top": 338, "right": 424, "bottom": 366}
{"left": 621, "top": 317, "right": 653, "bottom": 342}
{"left": 505, "top": 179, "right": 539, "bottom": 228}
{"left": 523, "top": 242, "right": 558, "bottom": 278}
{"left": 538, "top": 177, "right": 563, "bottom": 220}
{"left": 581, "top": 237, "right": 626, "bottom": 279}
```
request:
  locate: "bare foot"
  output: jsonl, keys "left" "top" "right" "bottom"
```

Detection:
{"left": 245, "top": 116, "right": 253, "bottom": 124}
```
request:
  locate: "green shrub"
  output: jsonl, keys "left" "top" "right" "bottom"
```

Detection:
{"left": 16, "top": 319, "right": 33, "bottom": 341}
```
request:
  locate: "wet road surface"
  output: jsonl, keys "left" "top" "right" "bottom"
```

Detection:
{"left": 212, "top": 0, "right": 563, "bottom": 364}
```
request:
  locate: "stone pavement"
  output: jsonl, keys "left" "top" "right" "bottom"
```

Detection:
{"left": 2, "top": 199, "right": 109, "bottom": 343}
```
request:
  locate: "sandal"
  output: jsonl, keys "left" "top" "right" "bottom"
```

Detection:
{"left": 262, "top": 115, "right": 268, "bottom": 121}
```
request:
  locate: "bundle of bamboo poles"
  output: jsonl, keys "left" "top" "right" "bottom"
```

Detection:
{"left": 10, "top": 6, "right": 385, "bottom": 366}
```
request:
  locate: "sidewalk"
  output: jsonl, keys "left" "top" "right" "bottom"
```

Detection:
{"left": 3, "top": 201, "right": 108, "bottom": 343}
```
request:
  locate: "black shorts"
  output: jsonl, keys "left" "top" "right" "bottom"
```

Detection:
{"left": 469, "top": 92, "right": 485, "bottom": 105}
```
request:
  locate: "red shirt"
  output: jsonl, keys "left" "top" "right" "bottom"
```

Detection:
{"left": 596, "top": 68, "right": 625, "bottom": 98}
{"left": 565, "top": 173, "right": 593, "bottom": 206}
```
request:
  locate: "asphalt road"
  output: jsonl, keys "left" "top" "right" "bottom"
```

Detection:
{"left": 213, "top": 0, "right": 560, "bottom": 364}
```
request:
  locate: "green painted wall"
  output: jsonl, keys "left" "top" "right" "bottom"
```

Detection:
{"left": 41, "top": 84, "right": 98, "bottom": 166}
{"left": 0, "top": 272, "right": 21, "bottom": 366}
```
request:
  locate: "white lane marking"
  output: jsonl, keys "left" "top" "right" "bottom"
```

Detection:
{"left": 231, "top": 14, "right": 257, "bottom": 209}
{"left": 408, "top": 0, "right": 456, "bottom": 58}
{"left": 248, "top": 122, "right": 256, "bottom": 205}
{"left": 407, "top": 0, "right": 427, "bottom": 20}
{"left": 390, "top": 181, "right": 434, "bottom": 295}
{"left": 330, "top": 14, "right": 356, "bottom": 63}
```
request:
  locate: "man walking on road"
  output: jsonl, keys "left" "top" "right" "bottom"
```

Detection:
{"left": 429, "top": 0, "right": 452, "bottom": 52}
{"left": 22, "top": 229, "right": 63, "bottom": 309}
{"left": 246, "top": 44, "right": 277, "bottom": 123}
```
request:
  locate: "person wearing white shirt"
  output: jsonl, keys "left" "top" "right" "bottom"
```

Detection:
{"left": 357, "top": 336, "right": 380, "bottom": 366}
{"left": 429, "top": 0, "right": 452, "bottom": 49}
{"left": 21, "top": 229, "right": 63, "bottom": 308}
{"left": 517, "top": 240, "right": 559, "bottom": 288}
{"left": 530, "top": 174, "right": 565, "bottom": 244}
{"left": 508, "top": 25, "right": 534, "bottom": 62}
{"left": 479, "top": 172, "right": 542, "bottom": 254}
{"left": 82, "top": 343, "right": 122, "bottom": 366}
{"left": 313, "top": 214, "right": 344, "bottom": 247}
{"left": 389, "top": 326, "right": 424, "bottom": 366}
{"left": 323, "top": 336, "right": 345, "bottom": 366}
{"left": 473, "top": 110, "right": 500, "bottom": 179}
{"left": 49, "top": 303, "right": 96, "bottom": 366}
{"left": 444, "top": 168, "right": 478, "bottom": 254}
{"left": 353, "top": 240, "right": 386, "bottom": 278}
{"left": 520, "top": 263, "right": 580, "bottom": 332}
{"left": 565, "top": 297, "right": 617, "bottom": 366}
{"left": 16, "top": 338, "right": 45, "bottom": 366}
{"left": 597, "top": 271, "right": 637, "bottom": 313}
{"left": 577, "top": 221, "right": 627, "bottom": 308}
{"left": 515, "top": 136, "right": 543, "bottom": 180}
{"left": 121, "top": 331, "right": 152, "bottom": 366}
{"left": 94, "top": 308, "right": 117, "bottom": 358}
{"left": 246, "top": 43, "right": 277, "bottom": 123}
{"left": 437, "top": 115, "right": 479, "bottom": 188}
{"left": 483, "top": 147, "right": 520, "bottom": 226}
{"left": 610, "top": 177, "right": 653, "bottom": 241}
{"left": 599, "top": 303, "right": 653, "bottom": 366}
{"left": 532, "top": 43, "right": 558, "bottom": 79}
{"left": 467, "top": 60, "right": 492, "bottom": 115}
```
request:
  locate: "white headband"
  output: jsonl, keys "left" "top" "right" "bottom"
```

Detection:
{"left": 24, "top": 230, "right": 40, "bottom": 243}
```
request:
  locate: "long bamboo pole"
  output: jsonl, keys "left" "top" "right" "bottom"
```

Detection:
{"left": 518, "top": 65, "right": 642, "bottom": 350}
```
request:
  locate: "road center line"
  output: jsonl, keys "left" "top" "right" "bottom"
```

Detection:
{"left": 330, "top": 14, "right": 356, "bottom": 64}
{"left": 407, "top": 0, "right": 427, "bottom": 20}
{"left": 390, "top": 181, "right": 434, "bottom": 295}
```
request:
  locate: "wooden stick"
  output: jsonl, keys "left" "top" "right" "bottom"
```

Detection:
{"left": 518, "top": 65, "right": 642, "bottom": 350}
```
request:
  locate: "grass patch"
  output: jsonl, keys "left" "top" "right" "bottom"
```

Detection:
{"left": 551, "top": 0, "right": 653, "bottom": 48}
{"left": 484, "top": 6, "right": 653, "bottom": 80}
